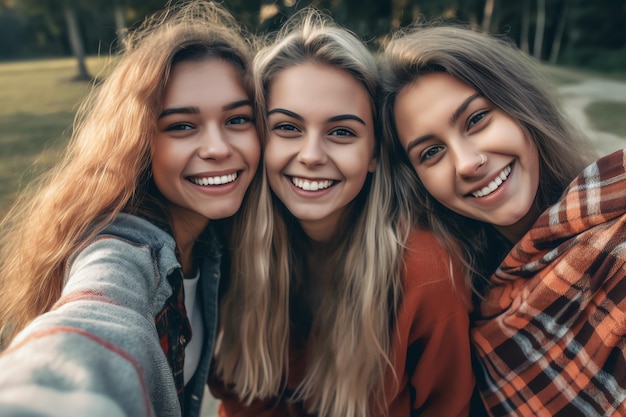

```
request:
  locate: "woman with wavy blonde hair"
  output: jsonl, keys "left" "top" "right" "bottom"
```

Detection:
{"left": 211, "top": 10, "right": 475, "bottom": 417}
{"left": 0, "top": 1, "right": 260, "bottom": 416}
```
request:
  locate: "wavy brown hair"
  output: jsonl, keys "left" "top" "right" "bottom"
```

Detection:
{"left": 0, "top": 0, "right": 257, "bottom": 347}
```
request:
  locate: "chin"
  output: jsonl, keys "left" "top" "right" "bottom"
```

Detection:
{"left": 207, "top": 206, "right": 242, "bottom": 220}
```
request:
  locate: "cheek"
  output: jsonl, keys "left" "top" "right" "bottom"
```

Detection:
{"left": 243, "top": 137, "right": 261, "bottom": 171}
{"left": 417, "top": 168, "right": 449, "bottom": 202}
{"left": 263, "top": 141, "right": 281, "bottom": 173}
{"left": 151, "top": 143, "right": 173, "bottom": 177}
{"left": 262, "top": 141, "right": 285, "bottom": 189}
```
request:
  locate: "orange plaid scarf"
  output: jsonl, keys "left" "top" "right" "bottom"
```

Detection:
{"left": 472, "top": 149, "right": 626, "bottom": 416}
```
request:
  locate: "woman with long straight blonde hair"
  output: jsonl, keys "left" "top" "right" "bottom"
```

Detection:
{"left": 211, "top": 10, "right": 475, "bottom": 417}
{"left": 0, "top": 1, "right": 260, "bottom": 416}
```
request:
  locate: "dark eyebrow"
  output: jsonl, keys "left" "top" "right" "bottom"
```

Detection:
{"left": 450, "top": 93, "right": 481, "bottom": 126}
{"left": 267, "top": 109, "right": 366, "bottom": 127}
{"left": 267, "top": 108, "right": 304, "bottom": 121}
{"left": 406, "top": 134, "right": 435, "bottom": 154}
{"left": 406, "top": 92, "right": 481, "bottom": 154}
{"left": 328, "top": 114, "right": 366, "bottom": 125}
{"left": 224, "top": 99, "right": 252, "bottom": 111}
{"left": 159, "top": 107, "right": 199, "bottom": 119}
{"left": 159, "top": 100, "right": 251, "bottom": 119}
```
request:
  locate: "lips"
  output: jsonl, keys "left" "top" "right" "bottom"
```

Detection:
{"left": 290, "top": 176, "right": 335, "bottom": 191}
{"left": 471, "top": 164, "right": 512, "bottom": 198}
{"left": 188, "top": 172, "right": 238, "bottom": 186}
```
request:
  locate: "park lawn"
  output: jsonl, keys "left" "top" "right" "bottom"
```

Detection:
{"left": 0, "top": 56, "right": 111, "bottom": 214}
{"left": 585, "top": 101, "right": 626, "bottom": 138}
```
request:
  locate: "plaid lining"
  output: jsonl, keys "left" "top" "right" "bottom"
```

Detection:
{"left": 472, "top": 149, "right": 626, "bottom": 416}
{"left": 155, "top": 268, "right": 190, "bottom": 407}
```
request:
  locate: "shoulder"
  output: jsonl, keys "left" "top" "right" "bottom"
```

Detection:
{"left": 66, "top": 213, "right": 180, "bottom": 285}
{"left": 402, "top": 228, "right": 457, "bottom": 286}
{"left": 98, "top": 213, "right": 176, "bottom": 252}
{"left": 400, "top": 227, "right": 471, "bottom": 313}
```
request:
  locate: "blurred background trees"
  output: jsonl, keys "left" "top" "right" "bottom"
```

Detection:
{"left": 0, "top": 0, "right": 625, "bottom": 76}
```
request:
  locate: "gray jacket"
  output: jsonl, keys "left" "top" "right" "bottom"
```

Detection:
{"left": 0, "top": 213, "right": 223, "bottom": 417}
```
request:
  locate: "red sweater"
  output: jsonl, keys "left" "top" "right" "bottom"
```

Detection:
{"left": 211, "top": 228, "right": 474, "bottom": 416}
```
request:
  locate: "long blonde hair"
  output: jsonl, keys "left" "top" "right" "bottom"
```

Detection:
{"left": 380, "top": 25, "right": 597, "bottom": 290}
{"left": 0, "top": 0, "right": 256, "bottom": 347}
{"left": 215, "top": 9, "right": 408, "bottom": 417}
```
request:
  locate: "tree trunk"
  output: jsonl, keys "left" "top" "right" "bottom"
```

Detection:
{"left": 481, "top": 0, "right": 495, "bottom": 33}
{"left": 64, "top": 3, "right": 91, "bottom": 81}
{"left": 520, "top": 0, "right": 530, "bottom": 53}
{"left": 533, "top": 0, "right": 545, "bottom": 59}
{"left": 114, "top": 1, "right": 127, "bottom": 49}
{"left": 549, "top": 2, "right": 569, "bottom": 64}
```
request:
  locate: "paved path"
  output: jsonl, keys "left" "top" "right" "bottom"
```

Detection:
{"left": 558, "top": 78, "right": 626, "bottom": 155}
{"left": 198, "top": 75, "right": 626, "bottom": 417}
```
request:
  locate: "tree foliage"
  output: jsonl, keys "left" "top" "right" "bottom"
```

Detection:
{"left": 0, "top": 0, "right": 624, "bottom": 75}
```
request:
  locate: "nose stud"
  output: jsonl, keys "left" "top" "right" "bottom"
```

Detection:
{"left": 478, "top": 153, "right": 486, "bottom": 167}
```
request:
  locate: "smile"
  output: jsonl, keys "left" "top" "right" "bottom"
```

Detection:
{"left": 291, "top": 176, "right": 334, "bottom": 191}
{"left": 189, "top": 172, "right": 238, "bottom": 186}
{"left": 471, "top": 164, "right": 512, "bottom": 198}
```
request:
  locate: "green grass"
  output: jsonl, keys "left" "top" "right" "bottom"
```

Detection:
{"left": 0, "top": 56, "right": 110, "bottom": 214}
{"left": 586, "top": 101, "right": 626, "bottom": 138}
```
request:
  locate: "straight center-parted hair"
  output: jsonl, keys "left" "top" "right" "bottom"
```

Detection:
{"left": 379, "top": 25, "right": 597, "bottom": 288}
{"left": 215, "top": 10, "right": 407, "bottom": 417}
{"left": 0, "top": 0, "right": 256, "bottom": 347}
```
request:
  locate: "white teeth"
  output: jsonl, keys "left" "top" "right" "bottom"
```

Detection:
{"left": 291, "top": 177, "right": 334, "bottom": 191}
{"left": 472, "top": 165, "right": 512, "bottom": 198}
{"left": 190, "top": 172, "right": 238, "bottom": 186}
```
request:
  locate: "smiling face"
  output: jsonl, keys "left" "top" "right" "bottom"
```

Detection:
{"left": 152, "top": 58, "right": 260, "bottom": 240}
{"left": 264, "top": 63, "right": 376, "bottom": 242}
{"left": 393, "top": 72, "right": 540, "bottom": 241}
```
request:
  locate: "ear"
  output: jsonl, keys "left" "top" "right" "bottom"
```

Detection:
{"left": 368, "top": 154, "right": 377, "bottom": 173}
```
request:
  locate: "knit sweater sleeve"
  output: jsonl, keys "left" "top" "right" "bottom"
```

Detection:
{"left": 386, "top": 228, "right": 474, "bottom": 417}
{"left": 0, "top": 234, "right": 179, "bottom": 417}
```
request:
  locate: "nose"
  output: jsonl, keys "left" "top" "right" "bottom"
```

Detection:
{"left": 296, "top": 133, "right": 327, "bottom": 166}
{"left": 197, "top": 124, "right": 232, "bottom": 160}
{"left": 453, "top": 145, "right": 485, "bottom": 178}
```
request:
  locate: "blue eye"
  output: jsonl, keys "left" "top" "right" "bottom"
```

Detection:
{"left": 420, "top": 145, "right": 444, "bottom": 162}
{"left": 274, "top": 123, "right": 299, "bottom": 132}
{"left": 226, "top": 116, "right": 252, "bottom": 125}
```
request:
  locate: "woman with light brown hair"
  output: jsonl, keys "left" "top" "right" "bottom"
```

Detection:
{"left": 380, "top": 24, "right": 626, "bottom": 416}
{"left": 0, "top": 1, "right": 260, "bottom": 416}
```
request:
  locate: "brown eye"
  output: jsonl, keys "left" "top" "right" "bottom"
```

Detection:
{"left": 165, "top": 123, "right": 194, "bottom": 132}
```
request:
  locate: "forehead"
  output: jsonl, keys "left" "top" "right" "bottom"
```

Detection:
{"left": 394, "top": 73, "right": 477, "bottom": 124}
{"left": 397, "top": 72, "right": 474, "bottom": 106}
{"left": 159, "top": 58, "right": 249, "bottom": 113}
{"left": 268, "top": 63, "right": 371, "bottom": 109}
